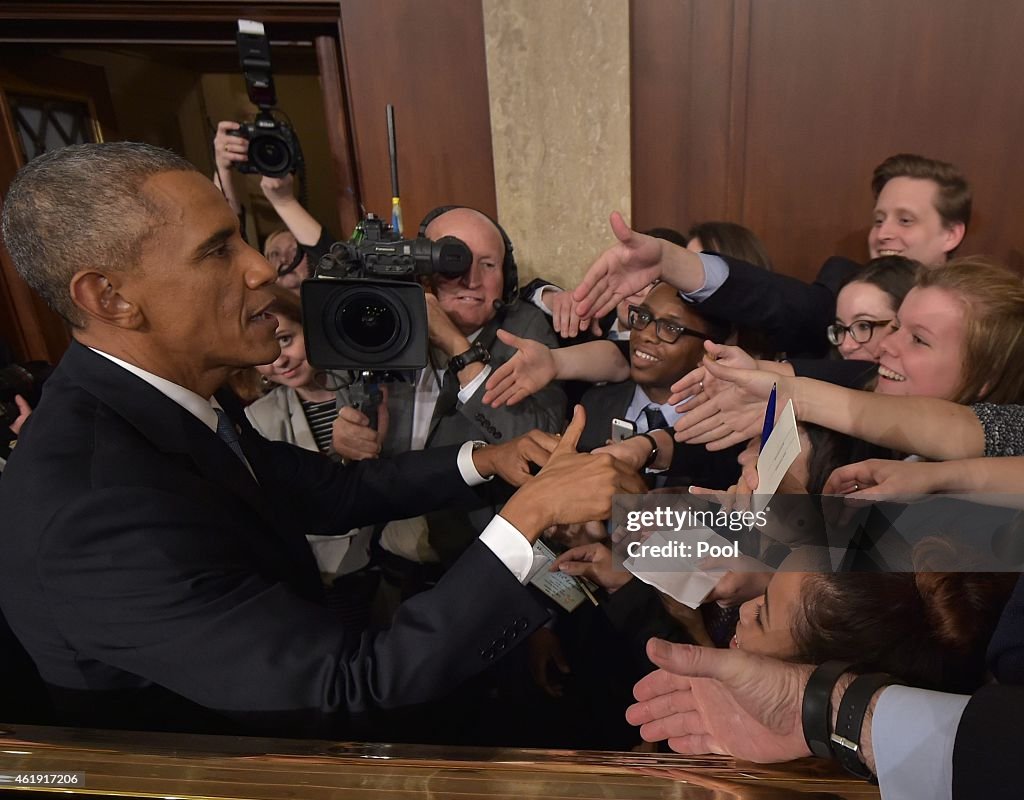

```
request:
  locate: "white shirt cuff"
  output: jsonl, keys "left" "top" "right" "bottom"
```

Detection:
{"left": 679, "top": 253, "right": 728, "bottom": 302}
{"left": 456, "top": 440, "right": 493, "bottom": 486}
{"left": 531, "top": 284, "right": 560, "bottom": 315}
{"left": 457, "top": 364, "right": 492, "bottom": 403}
{"left": 872, "top": 685, "right": 970, "bottom": 800}
{"left": 479, "top": 514, "right": 535, "bottom": 582}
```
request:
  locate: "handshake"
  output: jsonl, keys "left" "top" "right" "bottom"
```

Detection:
{"left": 337, "top": 404, "right": 650, "bottom": 542}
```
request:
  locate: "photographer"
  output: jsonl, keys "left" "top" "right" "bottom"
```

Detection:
{"left": 212, "top": 122, "right": 320, "bottom": 292}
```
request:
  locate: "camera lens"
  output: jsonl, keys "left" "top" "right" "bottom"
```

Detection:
{"left": 249, "top": 133, "right": 291, "bottom": 176}
{"left": 336, "top": 293, "right": 401, "bottom": 351}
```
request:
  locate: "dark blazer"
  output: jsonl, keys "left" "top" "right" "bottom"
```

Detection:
{"left": 697, "top": 255, "right": 861, "bottom": 358}
{"left": 578, "top": 381, "right": 742, "bottom": 490}
{"left": 0, "top": 342, "right": 547, "bottom": 737}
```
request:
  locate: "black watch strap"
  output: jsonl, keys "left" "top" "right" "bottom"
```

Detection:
{"left": 831, "top": 672, "right": 898, "bottom": 781}
{"left": 448, "top": 343, "right": 491, "bottom": 374}
{"left": 634, "top": 432, "right": 659, "bottom": 470}
{"left": 801, "top": 660, "right": 852, "bottom": 759}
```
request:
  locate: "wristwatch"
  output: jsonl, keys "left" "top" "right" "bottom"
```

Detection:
{"left": 448, "top": 342, "right": 491, "bottom": 374}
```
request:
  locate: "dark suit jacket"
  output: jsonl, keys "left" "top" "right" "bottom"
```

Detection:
{"left": 698, "top": 255, "right": 860, "bottom": 358}
{"left": 578, "top": 381, "right": 742, "bottom": 490}
{"left": 0, "top": 342, "right": 547, "bottom": 737}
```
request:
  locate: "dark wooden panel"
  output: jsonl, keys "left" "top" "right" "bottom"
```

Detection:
{"left": 632, "top": 0, "right": 1024, "bottom": 280}
{"left": 315, "top": 32, "right": 361, "bottom": 236}
{"left": 338, "top": 0, "right": 496, "bottom": 233}
{"left": 632, "top": 0, "right": 729, "bottom": 232}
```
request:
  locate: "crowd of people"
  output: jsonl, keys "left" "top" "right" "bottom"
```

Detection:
{"left": 1, "top": 132, "right": 1023, "bottom": 799}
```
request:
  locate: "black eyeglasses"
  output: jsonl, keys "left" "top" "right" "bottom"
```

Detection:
{"left": 826, "top": 319, "right": 893, "bottom": 346}
{"left": 627, "top": 305, "right": 712, "bottom": 344}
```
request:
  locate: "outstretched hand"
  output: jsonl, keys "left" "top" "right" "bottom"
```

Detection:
{"left": 627, "top": 639, "right": 813, "bottom": 762}
{"left": 499, "top": 405, "right": 649, "bottom": 541}
{"left": 572, "top": 212, "right": 666, "bottom": 321}
{"left": 552, "top": 541, "right": 632, "bottom": 594}
{"left": 547, "top": 288, "right": 602, "bottom": 338}
{"left": 823, "top": 458, "right": 948, "bottom": 499}
{"left": 672, "top": 357, "right": 785, "bottom": 451}
{"left": 483, "top": 329, "right": 556, "bottom": 407}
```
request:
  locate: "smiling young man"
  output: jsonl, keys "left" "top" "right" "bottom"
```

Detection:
{"left": 576, "top": 282, "right": 741, "bottom": 490}
{"left": 573, "top": 154, "right": 972, "bottom": 359}
{"left": 0, "top": 142, "right": 646, "bottom": 738}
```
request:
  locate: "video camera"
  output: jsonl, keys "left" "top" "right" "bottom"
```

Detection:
{"left": 301, "top": 214, "right": 472, "bottom": 371}
{"left": 230, "top": 20, "right": 303, "bottom": 178}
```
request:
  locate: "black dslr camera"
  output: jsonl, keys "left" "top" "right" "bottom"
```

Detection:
{"left": 302, "top": 215, "right": 471, "bottom": 371}
{"left": 230, "top": 20, "right": 303, "bottom": 178}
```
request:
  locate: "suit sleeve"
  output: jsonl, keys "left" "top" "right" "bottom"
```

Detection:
{"left": 951, "top": 684, "right": 1024, "bottom": 799}
{"left": 695, "top": 255, "right": 858, "bottom": 357}
{"left": 456, "top": 304, "right": 568, "bottom": 441}
{"left": 38, "top": 488, "right": 547, "bottom": 737}
{"left": 244, "top": 427, "right": 493, "bottom": 533}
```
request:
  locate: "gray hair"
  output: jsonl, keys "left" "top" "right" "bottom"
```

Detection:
{"left": 1, "top": 142, "right": 198, "bottom": 327}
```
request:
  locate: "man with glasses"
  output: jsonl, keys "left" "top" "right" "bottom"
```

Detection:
{"left": 576, "top": 282, "right": 742, "bottom": 491}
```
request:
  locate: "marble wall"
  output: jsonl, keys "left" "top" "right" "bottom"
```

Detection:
{"left": 482, "top": 0, "right": 631, "bottom": 292}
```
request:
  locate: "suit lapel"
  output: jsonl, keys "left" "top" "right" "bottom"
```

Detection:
{"left": 426, "top": 317, "right": 503, "bottom": 445}
{"left": 62, "top": 344, "right": 281, "bottom": 538}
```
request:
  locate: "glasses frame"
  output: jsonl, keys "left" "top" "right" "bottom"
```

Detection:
{"left": 826, "top": 319, "right": 893, "bottom": 346}
{"left": 627, "top": 305, "right": 712, "bottom": 344}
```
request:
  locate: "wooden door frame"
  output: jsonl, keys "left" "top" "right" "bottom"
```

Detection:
{"left": 0, "top": 0, "right": 359, "bottom": 363}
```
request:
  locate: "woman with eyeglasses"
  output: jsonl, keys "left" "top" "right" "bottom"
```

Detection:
{"left": 827, "top": 255, "right": 917, "bottom": 362}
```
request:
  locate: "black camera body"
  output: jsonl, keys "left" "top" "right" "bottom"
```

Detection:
{"left": 228, "top": 112, "right": 301, "bottom": 178}
{"left": 302, "top": 215, "right": 471, "bottom": 371}
{"left": 233, "top": 20, "right": 303, "bottom": 178}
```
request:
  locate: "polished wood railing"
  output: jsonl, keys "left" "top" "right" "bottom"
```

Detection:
{"left": 0, "top": 723, "right": 879, "bottom": 799}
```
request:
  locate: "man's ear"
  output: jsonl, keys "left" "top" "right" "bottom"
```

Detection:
{"left": 942, "top": 222, "right": 966, "bottom": 255}
{"left": 69, "top": 270, "right": 144, "bottom": 329}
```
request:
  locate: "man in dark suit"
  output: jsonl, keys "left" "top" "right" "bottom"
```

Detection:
{"left": 576, "top": 281, "right": 741, "bottom": 491}
{"left": 575, "top": 154, "right": 971, "bottom": 358}
{"left": 0, "top": 142, "right": 645, "bottom": 738}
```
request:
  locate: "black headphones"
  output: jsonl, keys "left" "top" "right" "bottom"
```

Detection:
{"left": 418, "top": 205, "right": 520, "bottom": 306}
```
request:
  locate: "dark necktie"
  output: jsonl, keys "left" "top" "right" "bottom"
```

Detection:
{"left": 643, "top": 405, "right": 668, "bottom": 433}
{"left": 215, "top": 408, "right": 249, "bottom": 467}
{"left": 433, "top": 368, "right": 461, "bottom": 420}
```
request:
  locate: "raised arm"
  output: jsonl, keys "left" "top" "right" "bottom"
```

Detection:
{"left": 260, "top": 173, "right": 323, "bottom": 246}
{"left": 483, "top": 335, "right": 628, "bottom": 408}
{"left": 573, "top": 212, "right": 707, "bottom": 321}
{"left": 212, "top": 120, "right": 246, "bottom": 217}
{"left": 673, "top": 359, "right": 987, "bottom": 461}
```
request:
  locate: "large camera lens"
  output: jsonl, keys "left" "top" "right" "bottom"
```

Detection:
{"left": 336, "top": 293, "right": 401, "bottom": 352}
{"left": 249, "top": 133, "right": 292, "bottom": 177}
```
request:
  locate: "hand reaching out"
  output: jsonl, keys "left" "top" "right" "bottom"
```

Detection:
{"left": 572, "top": 212, "right": 666, "bottom": 321}
{"left": 627, "top": 639, "right": 814, "bottom": 762}
{"left": 547, "top": 288, "right": 602, "bottom": 338}
{"left": 482, "top": 329, "right": 557, "bottom": 407}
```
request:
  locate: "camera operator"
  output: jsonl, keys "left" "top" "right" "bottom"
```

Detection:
{"left": 331, "top": 207, "right": 567, "bottom": 609}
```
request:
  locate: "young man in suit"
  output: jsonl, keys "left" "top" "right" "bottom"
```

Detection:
{"left": 575, "top": 154, "right": 971, "bottom": 358}
{"left": 0, "top": 142, "right": 645, "bottom": 738}
{"left": 578, "top": 281, "right": 742, "bottom": 491}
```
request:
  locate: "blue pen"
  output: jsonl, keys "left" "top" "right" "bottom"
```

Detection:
{"left": 759, "top": 383, "right": 778, "bottom": 453}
